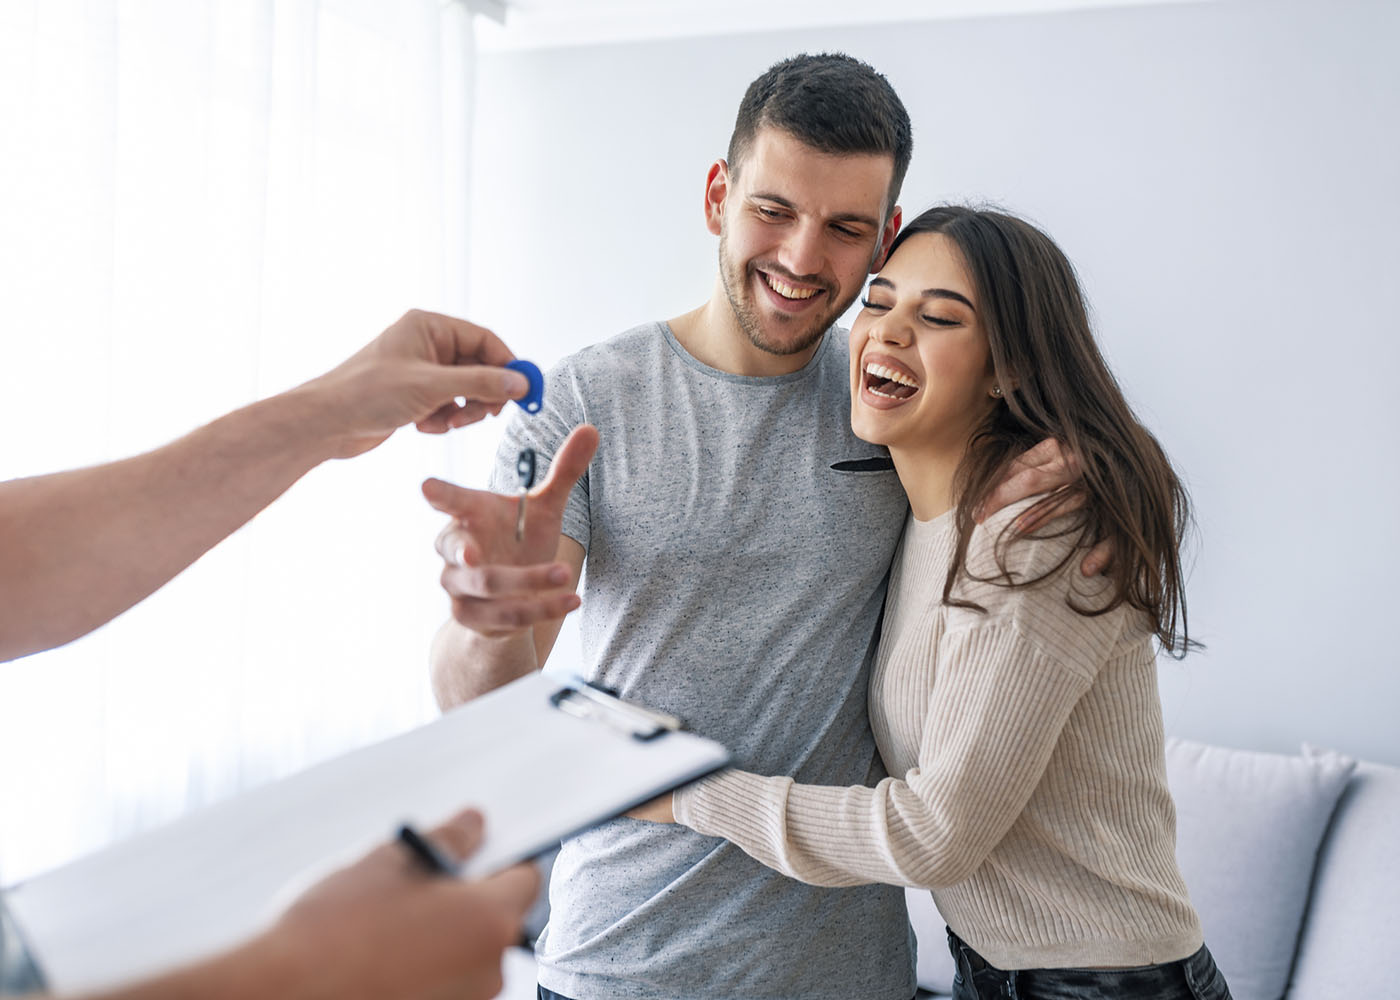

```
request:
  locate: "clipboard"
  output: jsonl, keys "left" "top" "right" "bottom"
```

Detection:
{"left": 0, "top": 671, "right": 729, "bottom": 997}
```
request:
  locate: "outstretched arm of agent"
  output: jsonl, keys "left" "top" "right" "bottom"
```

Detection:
{"left": 0, "top": 310, "right": 576, "bottom": 663}
{"left": 1, "top": 309, "right": 552, "bottom": 998}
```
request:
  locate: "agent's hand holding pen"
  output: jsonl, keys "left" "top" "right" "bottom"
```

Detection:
{"left": 79, "top": 811, "right": 539, "bottom": 1000}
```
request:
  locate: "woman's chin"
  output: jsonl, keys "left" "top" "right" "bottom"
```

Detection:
{"left": 850, "top": 409, "right": 898, "bottom": 447}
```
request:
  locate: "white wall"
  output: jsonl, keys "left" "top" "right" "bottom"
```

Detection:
{"left": 467, "top": 0, "right": 1400, "bottom": 764}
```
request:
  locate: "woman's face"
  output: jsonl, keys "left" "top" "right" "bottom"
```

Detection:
{"left": 849, "top": 232, "right": 998, "bottom": 454}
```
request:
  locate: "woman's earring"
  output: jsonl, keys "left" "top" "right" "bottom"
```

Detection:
{"left": 990, "top": 384, "right": 1003, "bottom": 398}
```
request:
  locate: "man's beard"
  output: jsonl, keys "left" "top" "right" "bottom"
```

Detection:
{"left": 718, "top": 231, "right": 843, "bottom": 357}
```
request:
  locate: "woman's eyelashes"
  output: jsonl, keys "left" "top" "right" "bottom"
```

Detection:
{"left": 859, "top": 297, "right": 961, "bottom": 328}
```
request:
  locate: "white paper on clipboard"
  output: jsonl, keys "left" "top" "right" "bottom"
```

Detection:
{"left": 1, "top": 671, "right": 730, "bottom": 996}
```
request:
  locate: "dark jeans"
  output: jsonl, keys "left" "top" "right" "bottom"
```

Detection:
{"left": 539, "top": 986, "right": 919, "bottom": 999}
{"left": 948, "top": 928, "right": 1231, "bottom": 1000}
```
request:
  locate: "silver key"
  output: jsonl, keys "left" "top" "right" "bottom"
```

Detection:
{"left": 515, "top": 448, "right": 536, "bottom": 542}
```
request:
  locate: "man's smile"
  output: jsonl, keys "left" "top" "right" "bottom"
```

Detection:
{"left": 755, "top": 268, "right": 828, "bottom": 312}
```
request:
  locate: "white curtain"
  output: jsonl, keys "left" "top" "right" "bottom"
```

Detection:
{"left": 0, "top": 0, "right": 499, "bottom": 883}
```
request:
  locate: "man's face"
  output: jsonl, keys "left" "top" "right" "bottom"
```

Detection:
{"left": 707, "top": 128, "right": 900, "bottom": 359}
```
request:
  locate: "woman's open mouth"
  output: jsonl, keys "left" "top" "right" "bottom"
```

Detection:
{"left": 862, "top": 359, "right": 920, "bottom": 402}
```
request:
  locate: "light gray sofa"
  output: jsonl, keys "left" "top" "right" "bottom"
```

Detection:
{"left": 498, "top": 739, "right": 1399, "bottom": 1000}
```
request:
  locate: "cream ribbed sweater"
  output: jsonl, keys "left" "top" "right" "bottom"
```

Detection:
{"left": 673, "top": 501, "right": 1202, "bottom": 970}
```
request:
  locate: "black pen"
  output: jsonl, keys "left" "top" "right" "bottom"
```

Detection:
{"left": 397, "top": 823, "right": 460, "bottom": 876}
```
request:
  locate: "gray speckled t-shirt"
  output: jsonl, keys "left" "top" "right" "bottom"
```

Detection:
{"left": 489, "top": 322, "right": 915, "bottom": 1000}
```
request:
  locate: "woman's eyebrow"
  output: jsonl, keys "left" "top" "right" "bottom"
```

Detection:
{"left": 868, "top": 277, "right": 976, "bottom": 311}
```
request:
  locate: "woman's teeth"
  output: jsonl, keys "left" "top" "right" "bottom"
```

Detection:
{"left": 864, "top": 361, "right": 920, "bottom": 399}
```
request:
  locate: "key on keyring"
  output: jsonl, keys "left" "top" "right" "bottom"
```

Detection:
{"left": 515, "top": 448, "right": 536, "bottom": 542}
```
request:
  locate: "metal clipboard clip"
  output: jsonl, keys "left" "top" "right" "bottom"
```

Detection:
{"left": 548, "top": 678, "right": 683, "bottom": 742}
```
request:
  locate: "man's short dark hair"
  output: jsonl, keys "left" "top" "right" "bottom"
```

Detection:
{"left": 727, "top": 53, "right": 913, "bottom": 215}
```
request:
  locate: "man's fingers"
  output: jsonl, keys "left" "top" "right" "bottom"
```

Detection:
{"left": 447, "top": 590, "right": 582, "bottom": 635}
{"left": 1010, "top": 436, "right": 1061, "bottom": 472}
{"left": 434, "top": 522, "right": 466, "bottom": 568}
{"left": 977, "top": 438, "right": 1076, "bottom": 522}
{"left": 1012, "top": 486, "right": 1085, "bottom": 534}
{"left": 439, "top": 560, "right": 573, "bottom": 597}
{"left": 538, "top": 425, "right": 599, "bottom": 505}
{"left": 978, "top": 467, "right": 1059, "bottom": 522}
{"left": 427, "top": 809, "right": 486, "bottom": 863}
{"left": 1081, "top": 537, "right": 1114, "bottom": 577}
{"left": 422, "top": 478, "right": 502, "bottom": 521}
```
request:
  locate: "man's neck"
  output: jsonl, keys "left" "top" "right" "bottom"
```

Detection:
{"left": 667, "top": 282, "right": 823, "bottom": 377}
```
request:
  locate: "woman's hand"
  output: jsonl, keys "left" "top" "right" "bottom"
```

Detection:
{"left": 626, "top": 793, "right": 675, "bottom": 824}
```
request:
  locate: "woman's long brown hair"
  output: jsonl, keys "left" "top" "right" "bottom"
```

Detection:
{"left": 896, "top": 205, "right": 1197, "bottom": 657}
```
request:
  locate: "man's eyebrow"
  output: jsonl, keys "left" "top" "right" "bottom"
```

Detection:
{"left": 750, "top": 193, "right": 880, "bottom": 230}
{"left": 867, "top": 276, "right": 976, "bottom": 311}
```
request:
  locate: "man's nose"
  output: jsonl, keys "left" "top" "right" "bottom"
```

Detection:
{"left": 776, "top": 221, "right": 826, "bottom": 281}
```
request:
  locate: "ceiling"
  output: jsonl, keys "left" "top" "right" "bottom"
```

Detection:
{"left": 473, "top": 0, "right": 1213, "bottom": 50}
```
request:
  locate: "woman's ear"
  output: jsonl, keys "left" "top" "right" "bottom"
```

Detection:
{"left": 988, "top": 371, "right": 1020, "bottom": 399}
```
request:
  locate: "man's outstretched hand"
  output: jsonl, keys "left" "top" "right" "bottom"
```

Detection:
{"left": 423, "top": 425, "right": 600, "bottom": 638}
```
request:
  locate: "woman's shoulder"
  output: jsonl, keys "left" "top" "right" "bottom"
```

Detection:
{"left": 954, "top": 495, "right": 1138, "bottom": 675}
{"left": 963, "top": 495, "right": 1087, "bottom": 586}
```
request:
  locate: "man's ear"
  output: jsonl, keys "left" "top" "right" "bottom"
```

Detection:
{"left": 870, "top": 205, "right": 903, "bottom": 272}
{"left": 704, "top": 160, "right": 729, "bottom": 237}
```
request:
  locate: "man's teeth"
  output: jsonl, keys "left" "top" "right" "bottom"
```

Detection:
{"left": 765, "top": 274, "right": 819, "bottom": 300}
{"left": 865, "top": 362, "right": 919, "bottom": 389}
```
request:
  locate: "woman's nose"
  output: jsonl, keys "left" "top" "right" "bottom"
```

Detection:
{"left": 869, "top": 312, "right": 912, "bottom": 347}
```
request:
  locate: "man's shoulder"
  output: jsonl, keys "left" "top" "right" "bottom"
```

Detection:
{"left": 551, "top": 321, "right": 669, "bottom": 379}
{"left": 820, "top": 324, "right": 852, "bottom": 368}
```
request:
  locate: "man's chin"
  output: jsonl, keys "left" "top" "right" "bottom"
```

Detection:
{"left": 743, "top": 316, "right": 834, "bottom": 357}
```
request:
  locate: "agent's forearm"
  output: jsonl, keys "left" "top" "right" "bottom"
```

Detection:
{"left": 0, "top": 387, "right": 337, "bottom": 662}
{"left": 74, "top": 927, "right": 326, "bottom": 1000}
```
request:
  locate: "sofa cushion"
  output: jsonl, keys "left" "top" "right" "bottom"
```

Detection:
{"left": 1165, "top": 738, "right": 1355, "bottom": 1000}
{"left": 1287, "top": 753, "right": 1400, "bottom": 997}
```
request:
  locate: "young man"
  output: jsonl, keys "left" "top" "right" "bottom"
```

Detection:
{"left": 427, "top": 54, "right": 921, "bottom": 1000}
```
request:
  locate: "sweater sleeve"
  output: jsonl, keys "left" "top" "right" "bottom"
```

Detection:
{"left": 673, "top": 507, "right": 1128, "bottom": 889}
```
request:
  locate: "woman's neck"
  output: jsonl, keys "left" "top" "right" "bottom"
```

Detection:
{"left": 889, "top": 442, "right": 963, "bottom": 522}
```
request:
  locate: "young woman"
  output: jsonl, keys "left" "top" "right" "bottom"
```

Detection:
{"left": 638, "top": 206, "right": 1231, "bottom": 1000}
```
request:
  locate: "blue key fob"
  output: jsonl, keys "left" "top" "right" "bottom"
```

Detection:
{"left": 505, "top": 359, "right": 544, "bottom": 414}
